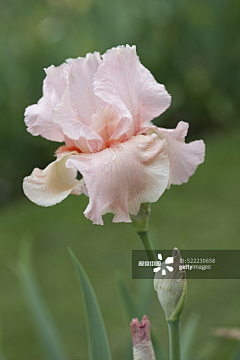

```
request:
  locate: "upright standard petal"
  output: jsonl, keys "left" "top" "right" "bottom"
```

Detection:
{"left": 90, "top": 105, "right": 131, "bottom": 144}
{"left": 52, "top": 73, "right": 104, "bottom": 153}
{"left": 23, "top": 152, "right": 83, "bottom": 207}
{"left": 67, "top": 134, "right": 169, "bottom": 225}
{"left": 94, "top": 45, "right": 171, "bottom": 134}
{"left": 66, "top": 52, "right": 104, "bottom": 126}
{"left": 24, "top": 72, "right": 67, "bottom": 142}
{"left": 90, "top": 105, "right": 122, "bottom": 143}
{"left": 44, "top": 63, "right": 70, "bottom": 100}
{"left": 153, "top": 121, "right": 205, "bottom": 186}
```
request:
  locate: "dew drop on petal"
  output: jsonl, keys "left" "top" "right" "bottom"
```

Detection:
{"left": 111, "top": 153, "right": 116, "bottom": 160}
{"left": 103, "top": 160, "right": 108, "bottom": 165}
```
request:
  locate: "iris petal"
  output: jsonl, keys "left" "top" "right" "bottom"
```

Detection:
{"left": 67, "top": 134, "right": 169, "bottom": 225}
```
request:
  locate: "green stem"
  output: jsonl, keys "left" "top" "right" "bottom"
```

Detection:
{"left": 167, "top": 319, "right": 181, "bottom": 360}
{"left": 137, "top": 231, "right": 157, "bottom": 262}
{"left": 131, "top": 203, "right": 157, "bottom": 263}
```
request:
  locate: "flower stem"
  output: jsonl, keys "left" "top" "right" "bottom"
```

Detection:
{"left": 137, "top": 231, "right": 157, "bottom": 262}
{"left": 167, "top": 319, "right": 181, "bottom": 360}
{"left": 130, "top": 203, "right": 157, "bottom": 263}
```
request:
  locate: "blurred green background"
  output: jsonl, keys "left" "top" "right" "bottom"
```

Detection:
{"left": 0, "top": 0, "right": 240, "bottom": 359}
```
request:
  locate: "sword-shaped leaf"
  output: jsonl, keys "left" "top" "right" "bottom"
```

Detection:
{"left": 69, "top": 249, "right": 112, "bottom": 360}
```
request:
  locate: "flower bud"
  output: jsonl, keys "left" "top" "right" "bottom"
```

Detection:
{"left": 130, "top": 315, "right": 156, "bottom": 360}
{"left": 154, "top": 248, "right": 187, "bottom": 321}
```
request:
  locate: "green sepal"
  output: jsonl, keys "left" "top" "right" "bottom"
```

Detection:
{"left": 167, "top": 281, "right": 187, "bottom": 322}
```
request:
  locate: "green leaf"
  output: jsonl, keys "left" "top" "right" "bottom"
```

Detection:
{"left": 115, "top": 271, "right": 143, "bottom": 320}
{"left": 115, "top": 271, "right": 167, "bottom": 360}
{"left": 115, "top": 272, "right": 145, "bottom": 360}
{"left": 0, "top": 322, "right": 7, "bottom": 360}
{"left": 229, "top": 342, "right": 240, "bottom": 360}
{"left": 69, "top": 248, "right": 112, "bottom": 360}
{"left": 181, "top": 313, "right": 200, "bottom": 360}
{"left": 18, "top": 242, "right": 68, "bottom": 360}
{"left": 0, "top": 355, "right": 7, "bottom": 360}
{"left": 136, "top": 279, "right": 155, "bottom": 312}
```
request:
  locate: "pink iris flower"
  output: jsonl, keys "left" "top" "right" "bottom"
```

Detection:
{"left": 23, "top": 45, "right": 205, "bottom": 225}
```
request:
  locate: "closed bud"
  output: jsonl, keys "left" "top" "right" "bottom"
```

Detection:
{"left": 130, "top": 315, "right": 156, "bottom": 360}
{"left": 154, "top": 248, "right": 187, "bottom": 321}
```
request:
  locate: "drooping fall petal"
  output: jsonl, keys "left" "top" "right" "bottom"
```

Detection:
{"left": 23, "top": 153, "right": 83, "bottom": 207}
{"left": 67, "top": 134, "right": 169, "bottom": 225}
{"left": 94, "top": 45, "right": 171, "bottom": 134}
{"left": 153, "top": 121, "right": 205, "bottom": 186}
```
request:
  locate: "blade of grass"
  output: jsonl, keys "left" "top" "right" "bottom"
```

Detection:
{"left": 136, "top": 279, "right": 156, "bottom": 313}
{"left": 229, "top": 342, "right": 240, "bottom": 360}
{"left": 18, "top": 241, "right": 68, "bottom": 360}
{"left": 181, "top": 313, "right": 200, "bottom": 360}
{"left": 115, "top": 272, "right": 145, "bottom": 360}
{"left": 0, "top": 322, "right": 7, "bottom": 360}
{"left": 115, "top": 271, "right": 143, "bottom": 320}
{"left": 69, "top": 248, "right": 112, "bottom": 360}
